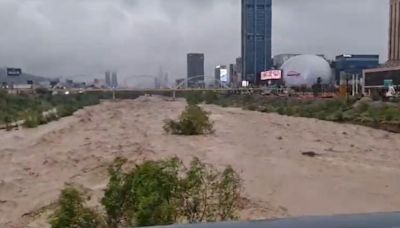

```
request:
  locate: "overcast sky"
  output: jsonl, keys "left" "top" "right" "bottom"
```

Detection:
{"left": 0, "top": 0, "right": 389, "bottom": 84}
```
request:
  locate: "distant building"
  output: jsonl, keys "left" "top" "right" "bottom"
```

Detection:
{"left": 335, "top": 55, "right": 379, "bottom": 85}
{"left": 214, "top": 66, "right": 221, "bottom": 84}
{"left": 154, "top": 77, "right": 160, "bottom": 89}
{"left": 214, "top": 65, "right": 227, "bottom": 87}
{"left": 362, "top": 0, "right": 400, "bottom": 95}
{"left": 388, "top": 0, "right": 400, "bottom": 65}
{"left": 242, "top": 0, "right": 272, "bottom": 85}
{"left": 229, "top": 64, "right": 235, "bottom": 86}
{"left": 111, "top": 72, "right": 118, "bottom": 88}
{"left": 163, "top": 73, "right": 169, "bottom": 88}
{"left": 363, "top": 65, "right": 400, "bottom": 94}
{"left": 105, "top": 71, "right": 111, "bottom": 87}
{"left": 235, "top": 57, "right": 242, "bottom": 85}
{"left": 187, "top": 53, "right": 205, "bottom": 88}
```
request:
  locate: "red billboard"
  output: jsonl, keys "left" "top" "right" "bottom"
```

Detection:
{"left": 261, "top": 70, "right": 282, "bottom": 80}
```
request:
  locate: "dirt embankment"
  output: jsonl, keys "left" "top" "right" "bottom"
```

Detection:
{"left": 1, "top": 96, "right": 400, "bottom": 227}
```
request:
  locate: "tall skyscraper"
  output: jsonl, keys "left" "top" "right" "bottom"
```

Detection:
{"left": 242, "top": 0, "right": 272, "bottom": 85}
{"left": 389, "top": 0, "right": 400, "bottom": 65}
{"left": 187, "top": 53, "right": 205, "bottom": 88}
{"left": 111, "top": 72, "right": 118, "bottom": 88}
{"left": 105, "top": 71, "right": 111, "bottom": 87}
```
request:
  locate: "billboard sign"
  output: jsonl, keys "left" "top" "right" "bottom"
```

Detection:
{"left": 261, "top": 70, "right": 282, "bottom": 80}
{"left": 220, "top": 68, "right": 228, "bottom": 82}
{"left": 7, "top": 68, "right": 22, "bottom": 77}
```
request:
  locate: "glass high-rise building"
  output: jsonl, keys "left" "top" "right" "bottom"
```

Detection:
{"left": 242, "top": 0, "right": 272, "bottom": 85}
{"left": 105, "top": 71, "right": 111, "bottom": 88}
{"left": 187, "top": 53, "right": 205, "bottom": 88}
{"left": 111, "top": 72, "right": 118, "bottom": 88}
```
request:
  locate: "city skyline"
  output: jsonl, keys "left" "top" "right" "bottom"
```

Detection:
{"left": 0, "top": 0, "right": 389, "bottom": 81}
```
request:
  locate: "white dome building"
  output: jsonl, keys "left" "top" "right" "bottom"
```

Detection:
{"left": 280, "top": 55, "right": 333, "bottom": 87}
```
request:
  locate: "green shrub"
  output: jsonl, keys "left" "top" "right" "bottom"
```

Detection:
{"left": 49, "top": 187, "right": 104, "bottom": 228}
{"left": 285, "top": 107, "right": 294, "bottom": 116}
{"left": 203, "top": 91, "right": 219, "bottom": 104}
{"left": 356, "top": 102, "right": 370, "bottom": 112}
{"left": 382, "top": 107, "right": 400, "bottom": 122}
{"left": 315, "top": 111, "right": 327, "bottom": 120}
{"left": 164, "top": 105, "right": 214, "bottom": 135}
{"left": 277, "top": 107, "right": 285, "bottom": 115}
{"left": 185, "top": 91, "right": 204, "bottom": 105}
{"left": 23, "top": 114, "right": 40, "bottom": 128}
{"left": 101, "top": 158, "right": 128, "bottom": 227}
{"left": 58, "top": 105, "right": 77, "bottom": 117}
{"left": 326, "top": 110, "right": 344, "bottom": 122}
{"left": 101, "top": 157, "right": 242, "bottom": 227}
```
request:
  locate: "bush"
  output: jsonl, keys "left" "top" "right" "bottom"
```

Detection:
{"left": 185, "top": 91, "right": 204, "bottom": 105}
{"left": 101, "top": 158, "right": 128, "bottom": 227}
{"left": 164, "top": 105, "right": 214, "bottom": 135}
{"left": 326, "top": 110, "right": 344, "bottom": 122}
{"left": 203, "top": 91, "right": 218, "bottom": 104}
{"left": 101, "top": 157, "right": 242, "bottom": 227}
{"left": 49, "top": 187, "right": 104, "bottom": 228}
{"left": 58, "top": 104, "right": 77, "bottom": 117}
{"left": 180, "top": 158, "right": 241, "bottom": 223}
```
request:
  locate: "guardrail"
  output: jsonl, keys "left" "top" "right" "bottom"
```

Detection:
{"left": 145, "top": 212, "right": 400, "bottom": 228}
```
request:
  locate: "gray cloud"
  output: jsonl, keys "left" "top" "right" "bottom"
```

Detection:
{"left": 0, "top": 0, "right": 389, "bottom": 85}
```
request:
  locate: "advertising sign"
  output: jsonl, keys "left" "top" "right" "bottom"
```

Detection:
{"left": 7, "top": 68, "right": 22, "bottom": 77}
{"left": 261, "top": 70, "right": 282, "bottom": 80}
{"left": 286, "top": 71, "right": 301, "bottom": 77}
{"left": 220, "top": 69, "right": 228, "bottom": 82}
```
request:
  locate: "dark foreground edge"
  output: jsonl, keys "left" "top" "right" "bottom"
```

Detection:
{"left": 147, "top": 212, "right": 400, "bottom": 228}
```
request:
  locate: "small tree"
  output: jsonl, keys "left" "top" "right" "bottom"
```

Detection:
{"left": 123, "top": 159, "right": 181, "bottom": 226}
{"left": 101, "top": 157, "right": 128, "bottom": 227}
{"left": 179, "top": 158, "right": 219, "bottom": 223}
{"left": 163, "top": 105, "right": 214, "bottom": 135}
{"left": 216, "top": 166, "right": 241, "bottom": 220}
{"left": 49, "top": 187, "right": 104, "bottom": 228}
{"left": 100, "top": 157, "right": 242, "bottom": 227}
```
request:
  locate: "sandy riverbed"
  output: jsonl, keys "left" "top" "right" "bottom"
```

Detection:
{"left": 1, "top": 96, "right": 400, "bottom": 227}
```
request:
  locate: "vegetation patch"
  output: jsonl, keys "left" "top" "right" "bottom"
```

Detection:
{"left": 185, "top": 92, "right": 400, "bottom": 133}
{"left": 50, "top": 157, "right": 242, "bottom": 228}
{"left": 0, "top": 90, "right": 100, "bottom": 129}
{"left": 164, "top": 105, "right": 214, "bottom": 135}
{"left": 49, "top": 187, "right": 105, "bottom": 228}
